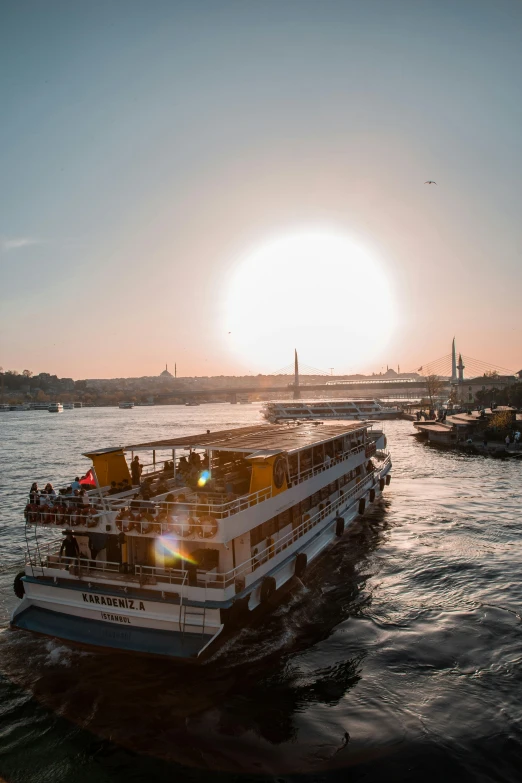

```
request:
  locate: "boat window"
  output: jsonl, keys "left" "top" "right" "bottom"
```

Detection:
{"left": 251, "top": 523, "right": 264, "bottom": 547}
{"left": 301, "top": 496, "right": 312, "bottom": 513}
{"left": 311, "top": 491, "right": 321, "bottom": 507}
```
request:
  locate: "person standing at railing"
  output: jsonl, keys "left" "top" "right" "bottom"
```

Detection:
{"left": 131, "top": 456, "right": 142, "bottom": 486}
{"left": 29, "top": 483, "right": 39, "bottom": 503}
{"left": 60, "top": 532, "right": 80, "bottom": 567}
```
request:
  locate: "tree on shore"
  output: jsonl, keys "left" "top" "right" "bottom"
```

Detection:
{"left": 425, "top": 374, "right": 444, "bottom": 408}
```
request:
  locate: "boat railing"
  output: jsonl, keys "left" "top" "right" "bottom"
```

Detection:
{"left": 218, "top": 456, "right": 392, "bottom": 587}
{"left": 24, "top": 457, "right": 391, "bottom": 589}
{"left": 23, "top": 440, "right": 374, "bottom": 533}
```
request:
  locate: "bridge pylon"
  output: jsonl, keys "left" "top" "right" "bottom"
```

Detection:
{"left": 293, "top": 348, "right": 301, "bottom": 399}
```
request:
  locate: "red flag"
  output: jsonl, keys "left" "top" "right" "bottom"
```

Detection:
{"left": 80, "top": 469, "right": 96, "bottom": 487}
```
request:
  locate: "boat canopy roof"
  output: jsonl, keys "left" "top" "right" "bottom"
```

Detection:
{"left": 124, "top": 421, "right": 372, "bottom": 455}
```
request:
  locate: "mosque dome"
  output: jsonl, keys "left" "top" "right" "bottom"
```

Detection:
{"left": 160, "top": 364, "right": 173, "bottom": 378}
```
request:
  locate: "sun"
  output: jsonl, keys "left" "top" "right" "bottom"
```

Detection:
{"left": 224, "top": 229, "right": 396, "bottom": 372}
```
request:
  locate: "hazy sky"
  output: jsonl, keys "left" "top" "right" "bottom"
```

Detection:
{"left": 1, "top": 0, "right": 521, "bottom": 379}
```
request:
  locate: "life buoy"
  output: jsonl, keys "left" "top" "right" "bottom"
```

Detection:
{"left": 369, "top": 488, "right": 376, "bottom": 502}
{"left": 55, "top": 505, "right": 66, "bottom": 522}
{"left": 294, "top": 552, "right": 307, "bottom": 578}
{"left": 260, "top": 575, "right": 276, "bottom": 604}
{"left": 273, "top": 456, "right": 287, "bottom": 489}
{"left": 141, "top": 520, "right": 153, "bottom": 534}
{"left": 358, "top": 498, "right": 366, "bottom": 515}
{"left": 386, "top": 474, "right": 391, "bottom": 486}
{"left": 172, "top": 519, "right": 194, "bottom": 538}
{"left": 379, "top": 478, "right": 385, "bottom": 491}
{"left": 198, "top": 516, "right": 218, "bottom": 539}
{"left": 335, "top": 516, "right": 345, "bottom": 537}
{"left": 28, "top": 504, "right": 39, "bottom": 523}
{"left": 13, "top": 571, "right": 25, "bottom": 599}
{"left": 24, "top": 504, "right": 31, "bottom": 521}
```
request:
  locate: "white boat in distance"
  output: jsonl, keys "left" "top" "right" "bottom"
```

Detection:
{"left": 262, "top": 399, "right": 401, "bottom": 423}
{"left": 118, "top": 402, "right": 135, "bottom": 409}
{"left": 48, "top": 403, "right": 63, "bottom": 413}
{"left": 12, "top": 421, "right": 391, "bottom": 660}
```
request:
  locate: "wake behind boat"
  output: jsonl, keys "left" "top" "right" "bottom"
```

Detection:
{"left": 12, "top": 421, "right": 391, "bottom": 660}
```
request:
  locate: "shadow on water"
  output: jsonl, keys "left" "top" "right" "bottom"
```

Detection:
{"left": 0, "top": 505, "right": 395, "bottom": 780}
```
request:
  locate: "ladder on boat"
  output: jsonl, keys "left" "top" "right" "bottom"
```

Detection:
{"left": 179, "top": 577, "right": 207, "bottom": 635}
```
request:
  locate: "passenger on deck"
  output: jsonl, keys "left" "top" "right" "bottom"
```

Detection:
{"left": 201, "top": 454, "right": 210, "bottom": 470}
{"left": 71, "top": 477, "right": 81, "bottom": 492}
{"left": 79, "top": 488, "right": 90, "bottom": 505}
{"left": 178, "top": 456, "right": 189, "bottom": 475}
{"left": 108, "top": 481, "right": 119, "bottom": 495}
{"left": 44, "top": 483, "right": 56, "bottom": 497}
{"left": 190, "top": 452, "right": 202, "bottom": 469}
{"left": 131, "top": 456, "right": 142, "bottom": 486}
{"left": 60, "top": 532, "right": 80, "bottom": 564}
{"left": 29, "top": 483, "right": 39, "bottom": 503}
{"left": 121, "top": 479, "right": 131, "bottom": 492}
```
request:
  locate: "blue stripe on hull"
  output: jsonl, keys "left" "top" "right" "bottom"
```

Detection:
{"left": 13, "top": 606, "right": 215, "bottom": 659}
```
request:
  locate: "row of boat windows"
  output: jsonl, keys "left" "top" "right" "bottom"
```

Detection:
{"left": 250, "top": 466, "right": 365, "bottom": 546}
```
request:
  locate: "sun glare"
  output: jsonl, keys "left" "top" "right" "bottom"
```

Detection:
{"left": 225, "top": 230, "right": 396, "bottom": 371}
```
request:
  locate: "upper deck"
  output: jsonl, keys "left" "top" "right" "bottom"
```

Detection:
{"left": 24, "top": 421, "right": 384, "bottom": 541}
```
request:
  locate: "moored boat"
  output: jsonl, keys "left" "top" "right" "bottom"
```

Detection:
{"left": 48, "top": 403, "right": 64, "bottom": 413}
{"left": 12, "top": 421, "right": 391, "bottom": 660}
{"left": 118, "top": 402, "right": 135, "bottom": 409}
{"left": 262, "top": 398, "right": 400, "bottom": 423}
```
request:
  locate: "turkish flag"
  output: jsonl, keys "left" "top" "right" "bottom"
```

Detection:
{"left": 80, "top": 469, "right": 96, "bottom": 487}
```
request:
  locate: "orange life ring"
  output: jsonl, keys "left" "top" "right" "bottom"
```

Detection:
{"left": 197, "top": 516, "right": 218, "bottom": 538}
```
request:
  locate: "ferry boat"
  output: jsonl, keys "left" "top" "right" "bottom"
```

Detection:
{"left": 262, "top": 399, "right": 401, "bottom": 423}
{"left": 63, "top": 403, "right": 75, "bottom": 410}
{"left": 118, "top": 402, "right": 135, "bottom": 409}
{"left": 48, "top": 403, "right": 64, "bottom": 413}
{"left": 12, "top": 421, "right": 391, "bottom": 660}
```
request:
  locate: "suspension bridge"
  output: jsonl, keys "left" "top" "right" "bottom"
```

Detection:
{"left": 154, "top": 342, "right": 518, "bottom": 404}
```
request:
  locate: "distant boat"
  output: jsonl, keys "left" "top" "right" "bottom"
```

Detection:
{"left": 185, "top": 401, "right": 200, "bottom": 407}
{"left": 262, "top": 399, "right": 401, "bottom": 423}
{"left": 48, "top": 403, "right": 64, "bottom": 413}
{"left": 63, "top": 403, "right": 75, "bottom": 410}
{"left": 118, "top": 402, "right": 135, "bottom": 409}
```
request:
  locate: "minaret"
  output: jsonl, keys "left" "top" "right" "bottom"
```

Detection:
{"left": 451, "top": 338, "right": 457, "bottom": 381}
{"left": 175, "top": 363, "right": 177, "bottom": 378}
{"left": 458, "top": 353, "right": 465, "bottom": 382}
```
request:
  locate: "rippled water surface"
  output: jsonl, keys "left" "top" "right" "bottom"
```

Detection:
{"left": 0, "top": 406, "right": 521, "bottom": 782}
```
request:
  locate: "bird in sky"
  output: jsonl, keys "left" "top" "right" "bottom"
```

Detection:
{"left": 424, "top": 180, "right": 437, "bottom": 185}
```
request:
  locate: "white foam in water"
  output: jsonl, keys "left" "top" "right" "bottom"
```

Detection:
{"left": 44, "top": 639, "right": 90, "bottom": 666}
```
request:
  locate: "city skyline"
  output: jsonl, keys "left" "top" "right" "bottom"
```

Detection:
{"left": 1, "top": 0, "right": 521, "bottom": 377}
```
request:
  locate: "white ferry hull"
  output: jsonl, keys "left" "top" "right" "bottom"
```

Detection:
{"left": 11, "top": 461, "right": 391, "bottom": 660}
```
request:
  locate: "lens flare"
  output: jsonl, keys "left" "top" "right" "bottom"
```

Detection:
{"left": 156, "top": 535, "right": 197, "bottom": 564}
{"left": 197, "top": 470, "right": 210, "bottom": 488}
